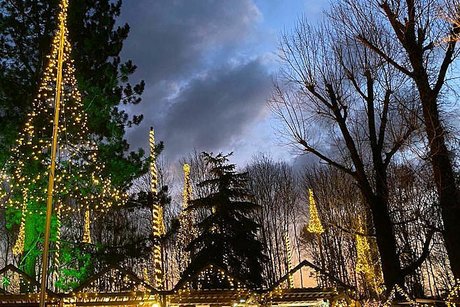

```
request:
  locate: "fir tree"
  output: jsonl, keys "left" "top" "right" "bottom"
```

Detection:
{"left": 0, "top": 0, "right": 145, "bottom": 186}
{"left": 0, "top": 0, "right": 124, "bottom": 284}
{"left": 185, "top": 152, "right": 266, "bottom": 289}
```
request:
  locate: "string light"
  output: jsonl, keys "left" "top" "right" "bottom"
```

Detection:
{"left": 143, "top": 267, "right": 151, "bottom": 285}
{"left": 54, "top": 206, "right": 62, "bottom": 281}
{"left": 307, "top": 189, "right": 324, "bottom": 234}
{"left": 384, "top": 284, "right": 415, "bottom": 306}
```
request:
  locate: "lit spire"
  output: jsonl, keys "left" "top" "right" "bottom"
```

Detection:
{"left": 307, "top": 189, "right": 324, "bottom": 234}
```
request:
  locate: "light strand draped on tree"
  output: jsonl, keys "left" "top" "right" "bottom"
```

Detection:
{"left": 0, "top": 0, "right": 125, "bottom": 257}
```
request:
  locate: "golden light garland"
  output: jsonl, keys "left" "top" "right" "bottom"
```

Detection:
{"left": 284, "top": 232, "right": 294, "bottom": 289}
{"left": 0, "top": 0, "right": 125, "bottom": 255}
{"left": 143, "top": 267, "right": 151, "bottom": 285}
{"left": 307, "top": 189, "right": 324, "bottom": 234}
{"left": 149, "top": 127, "right": 164, "bottom": 289}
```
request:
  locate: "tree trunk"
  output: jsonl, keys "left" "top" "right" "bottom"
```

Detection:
{"left": 419, "top": 90, "right": 460, "bottom": 279}
{"left": 368, "top": 193, "right": 402, "bottom": 289}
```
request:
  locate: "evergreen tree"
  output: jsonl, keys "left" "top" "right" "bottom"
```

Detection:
{"left": 0, "top": 0, "right": 145, "bottom": 186}
{"left": 0, "top": 0, "right": 125, "bottom": 284}
{"left": 185, "top": 152, "right": 265, "bottom": 289}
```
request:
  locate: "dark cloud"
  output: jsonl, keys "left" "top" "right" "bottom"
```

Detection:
{"left": 127, "top": 58, "right": 272, "bottom": 160}
{"left": 159, "top": 59, "right": 271, "bottom": 160}
{"left": 121, "top": 0, "right": 262, "bottom": 84}
{"left": 120, "top": 0, "right": 274, "bottom": 161}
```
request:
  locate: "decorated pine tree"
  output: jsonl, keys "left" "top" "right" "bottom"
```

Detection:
{"left": 185, "top": 152, "right": 266, "bottom": 289}
{"left": 0, "top": 0, "right": 124, "bottom": 279}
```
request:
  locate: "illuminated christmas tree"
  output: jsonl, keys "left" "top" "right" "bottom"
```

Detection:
{"left": 0, "top": 0, "right": 124, "bottom": 277}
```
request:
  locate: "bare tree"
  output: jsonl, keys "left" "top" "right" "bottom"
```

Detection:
{"left": 272, "top": 15, "right": 427, "bottom": 289}
{"left": 333, "top": 0, "right": 460, "bottom": 279}
{"left": 246, "top": 154, "right": 302, "bottom": 287}
{"left": 302, "top": 162, "right": 452, "bottom": 299}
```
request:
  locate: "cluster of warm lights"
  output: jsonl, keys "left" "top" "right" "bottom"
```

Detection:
{"left": 447, "top": 279, "right": 460, "bottom": 307}
{"left": 78, "top": 267, "right": 151, "bottom": 294}
{"left": 149, "top": 127, "right": 164, "bottom": 289}
{"left": 12, "top": 189, "right": 28, "bottom": 255}
{"left": 307, "top": 189, "right": 324, "bottom": 234}
{"left": 384, "top": 284, "right": 415, "bottom": 306}
{"left": 0, "top": 0, "right": 125, "bottom": 256}
{"left": 54, "top": 207, "right": 62, "bottom": 278}
{"left": 189, "top": 265, "right": 244, "bottom": 290}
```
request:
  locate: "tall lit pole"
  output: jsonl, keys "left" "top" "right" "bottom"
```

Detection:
{"left": 39, "top": 1, "right": 67, "bottom": 305}
{"left": 149, "top": 127, "right": 164, "bottom": 289}
{"left": 284, "top": 232, "right": 294, "bottom": 288}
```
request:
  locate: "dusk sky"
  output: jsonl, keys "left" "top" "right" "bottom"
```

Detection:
{"left": 120, "top": 0, "right": 329, "bottom": 167}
